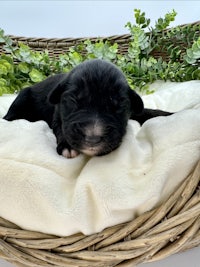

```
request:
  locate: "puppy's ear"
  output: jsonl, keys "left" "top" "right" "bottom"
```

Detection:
{"left": 48, "top": 83, "right": 67, "bottom": 105}
{"left": 128, "top": 87, "right": 144, "bottom": 114}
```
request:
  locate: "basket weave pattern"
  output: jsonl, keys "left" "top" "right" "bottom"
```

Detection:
{"left": 0, "top": 22, "right": 200, "bottom": 266}
{"left": 0, "top": 21, "right": 199, "bottom": 62}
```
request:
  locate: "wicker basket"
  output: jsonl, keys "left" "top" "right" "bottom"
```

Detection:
{"left": 0, "top": 22, "right": 200, "bottom": 267}
{"left": 1, "top": 21, "right": 199, "bottom": 62}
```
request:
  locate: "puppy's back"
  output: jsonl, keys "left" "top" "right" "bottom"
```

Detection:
{"left": 4, "top": 73, "right": 66, "bottom": 126}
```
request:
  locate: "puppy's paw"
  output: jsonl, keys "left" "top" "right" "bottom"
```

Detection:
{"left": 62, "top": 148, "right": 79, "bottom": 158}
{"left": 57, "top": 142, "right": 79, "bottom": 158}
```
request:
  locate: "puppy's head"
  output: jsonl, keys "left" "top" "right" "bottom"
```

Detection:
{"left": 49, "top": 59, "right": 143, "bottom": 156}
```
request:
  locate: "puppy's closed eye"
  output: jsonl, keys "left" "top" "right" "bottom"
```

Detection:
{"left": 109, "top": 96, "right": 119, "bottom": 107}
{"left": 109, "top": 95, "right": 130, "bottom": 115}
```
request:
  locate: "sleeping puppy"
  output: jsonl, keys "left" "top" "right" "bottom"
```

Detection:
{"left": 4, "top": 59, "right": 172, "bottom": 158}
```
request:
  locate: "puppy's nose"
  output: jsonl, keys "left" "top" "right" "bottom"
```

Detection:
{"left": 85, "top": 136, "right": 101, "bottom": 145}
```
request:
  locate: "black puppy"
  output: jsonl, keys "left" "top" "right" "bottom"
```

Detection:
{"left": 4, "top": 59, "right": 171, "bottom": 158}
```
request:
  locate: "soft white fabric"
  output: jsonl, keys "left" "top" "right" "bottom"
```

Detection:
{"left": 0, "top": 80, "right": 199, "bottom": 236}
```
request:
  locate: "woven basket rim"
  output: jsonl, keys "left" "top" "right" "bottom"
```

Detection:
{"left": 6, "top": 20, "right": 200, "bottom": 42}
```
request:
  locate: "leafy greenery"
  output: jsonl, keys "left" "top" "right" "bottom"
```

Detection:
{"left": 0, "top": 9, "right": 200, "bottom": 96}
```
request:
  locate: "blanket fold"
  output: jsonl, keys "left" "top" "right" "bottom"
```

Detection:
{"left": 0, "top": 80, "right": 199, "bottom": 236}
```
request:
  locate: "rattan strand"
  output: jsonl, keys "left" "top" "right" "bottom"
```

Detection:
{"left": 0, "top": 21, "right": 200, "bottom": 266}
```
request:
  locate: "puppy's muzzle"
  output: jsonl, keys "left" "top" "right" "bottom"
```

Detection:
{"left": 84, "top": 136, "right": 102, "bottom": 146}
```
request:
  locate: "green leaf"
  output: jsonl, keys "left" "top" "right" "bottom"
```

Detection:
{"left": 191, "top": 40, "right": 200, "bottom": 58}
{"left": 183, "top": 55, "right": 196, "bottom": 64}
{"left": 0, "top": 54, "right": 13, "bottom": 64}
{"left": 29, "top": 69, "right": 46, "bottom": 83}
{"left": 0, "top": 59, "right": 13, "bottom": 75}
{"left": 186, "top": 49, "right": 194, "bottom": 58}
{"left": 192, "top": 69, "right": 200, "bottom": 79}
{"left": 68, "top": 51, "right": 83, "bottom": 66}
{"left": 18, "top": 62, "right": 30, "bottom": 73}
{"left": 196, "top": 39, "right": 200, "bottom": 49}
{"left": 0, "top": 78, "right": 7, "bottom": 86}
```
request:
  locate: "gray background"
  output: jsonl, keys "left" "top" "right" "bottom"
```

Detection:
{"left": 1, "top": 0, "right": 200, "bottom": 38}
{"left": 0, "top": 1, "right": 200, "bottom": 266}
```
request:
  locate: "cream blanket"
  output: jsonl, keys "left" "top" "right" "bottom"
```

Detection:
{"left": 0, "top": 80, "right": 199, "bottom": 236}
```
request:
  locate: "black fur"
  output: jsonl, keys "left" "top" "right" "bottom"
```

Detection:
{"left": 4, "top": 59, "right": 172, "bottom": 158}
